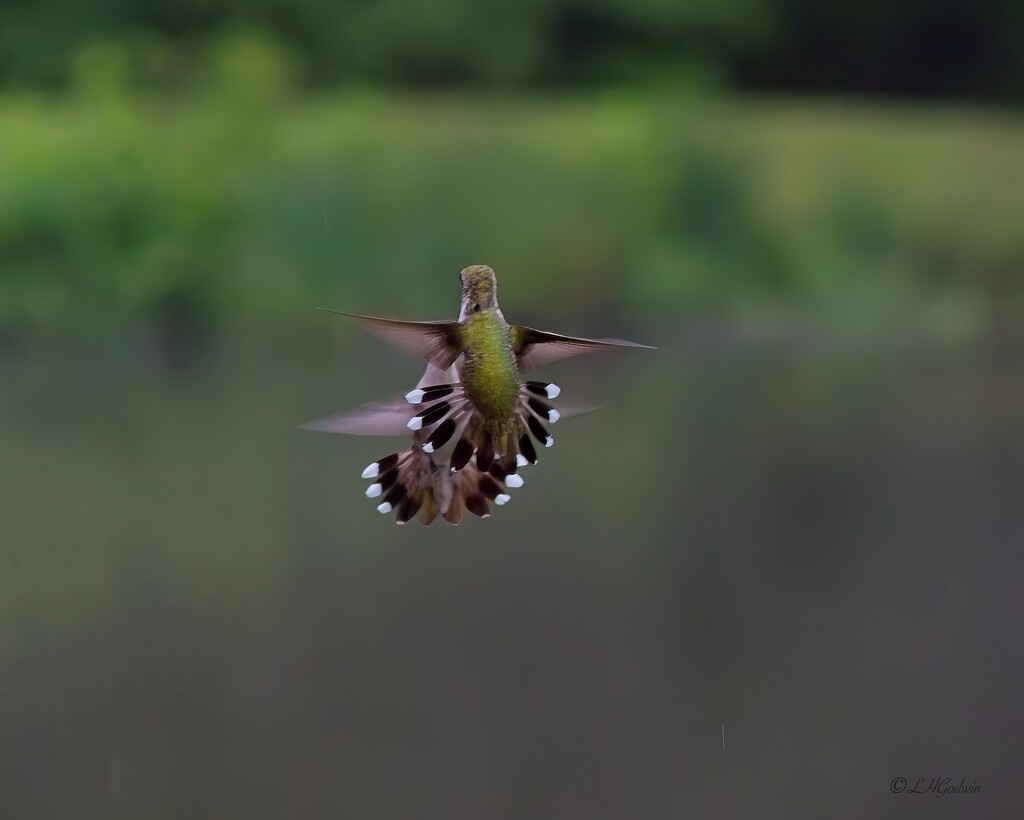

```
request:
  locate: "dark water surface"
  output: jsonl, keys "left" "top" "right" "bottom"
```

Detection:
{"left": 1, "top": 322, "right": 1021, "bottom": 819}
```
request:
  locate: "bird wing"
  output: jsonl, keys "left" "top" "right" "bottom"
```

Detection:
{"left": 300, "top": 396, "right": 415, "bottom": 437}
{"left": 510, "top": 325, "right": 655, "bottom": 372}
{"left": 551, "top": 402, "right": 605, "bottom": 419}
{"left": 319, "top": 308, "right": 463, "bottom": 370}
{"left": 415, "top": 362, "right": 462, "bottom": 388}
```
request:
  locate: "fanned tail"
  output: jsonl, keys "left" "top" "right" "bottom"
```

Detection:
{"left": 358, "top": 378, "right": 589, "bottom": 525}
{"left": 359, "top": 446, "right": 521, "bottom": 526}
{"left": 447, "top": 379, "right": 562, "bottom": 474}
{"left": 515, "top": 380, "right": 561, "bottom": 461}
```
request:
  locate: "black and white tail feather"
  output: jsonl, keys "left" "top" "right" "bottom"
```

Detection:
{"left": 356, "top": 376, "right": 575, "bottom": 525}
{"left": 303, "top": 361, "right": 585, "bottom": 525}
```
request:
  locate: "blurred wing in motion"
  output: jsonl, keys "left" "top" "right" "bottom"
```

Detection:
{"left": 300, "top": 396, "right": 415, "bottom": 437}
{"left": 318, "top": 308, "right": 463, "bottom": 370}
{"left": 548, "top": 401, "right": 604, "bottom": 420}
{"left": 301, "top": 364, "right": 463, "bottom": 439}
{"left": 511, "top": 325, "right": 655, "bottom": 372}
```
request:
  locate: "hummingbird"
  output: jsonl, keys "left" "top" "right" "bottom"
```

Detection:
{"left": 303, "top": 264, "right": 654, "bottom": 524}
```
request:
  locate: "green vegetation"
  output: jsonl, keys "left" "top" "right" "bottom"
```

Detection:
{"left": 2, "top": 83, "right": 1023, "bottom": 331}
{"left": 3, "top": 0, "right": 1023, "bottom": 102}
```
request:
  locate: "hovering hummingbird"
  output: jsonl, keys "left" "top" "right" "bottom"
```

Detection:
{"left": 303, "top": 264, "right": 654, "bottom": 524}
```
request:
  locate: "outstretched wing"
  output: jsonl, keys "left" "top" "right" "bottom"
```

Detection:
{"left": 300, "top": 396, "right": 415, "bottom": 437}
{"left": 301, "top": 362, "right": 463, "bottom": 438}
{"left": 319, "top": 308, "right": 463, "bottom": 370}
{"left": 510, "top": 325, "right": 655, "bottom": 372}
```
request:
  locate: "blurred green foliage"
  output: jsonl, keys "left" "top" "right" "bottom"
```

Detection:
{"left": 1, "top": 0, "right": 1023, "bottom": 100}
{"left": 2, "top": 78, "right": 1023, "bottom": 331}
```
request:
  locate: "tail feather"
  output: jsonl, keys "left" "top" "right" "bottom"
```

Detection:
{"left": 442, "top": 498, "right": 464, "bottom": 525}
{"left": 359, "top": 444, "right": 524, "bottom": 525}
{"left": 451, "top": 436, "right": 475, "bottom": 471}
{"left": 355, "top": 378, "right": 582, "bottom": 525}
{"left": 517, "top": 432, "right": 538, "bottom": 465}
{"left": 423, "top": 417, "right": 458, "bottom": 453}
{"left": 396, "top": 495, "right": 423, "bottom": 525}
{"left": 418, "top": 493, "right": 439, "bottom": 525}
{"left": 413, "top": 379, "right": 565, "bottom": 475}
{"left": 465, "top": 495, "right": 491, "bottom": 519}
{"left": 476, "top": 432, "right": 495, "bottom": 469}
{"left": 526, "top": 414, "right": 554, "bottom": 449}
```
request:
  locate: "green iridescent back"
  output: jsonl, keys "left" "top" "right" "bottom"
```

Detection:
{"left": 459, "top": 310, "right": 521, "bottom": 434}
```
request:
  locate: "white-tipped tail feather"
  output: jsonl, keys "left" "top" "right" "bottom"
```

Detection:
{"left": 359, "top": 444, "right": 519, "bottom": 525}
{"left": 354, "top": 377, "right": 581, "bottom": 524}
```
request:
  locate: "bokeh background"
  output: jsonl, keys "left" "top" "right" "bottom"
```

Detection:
{"left": 2, "top": 2, "right": 1023, "bottom": 818}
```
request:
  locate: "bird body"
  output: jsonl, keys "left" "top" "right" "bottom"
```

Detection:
{"left": 302, "top": 264, "right": 653, "bottom": 524}
{"left": 457, "top": 307, "right": 521, "bottom": 443}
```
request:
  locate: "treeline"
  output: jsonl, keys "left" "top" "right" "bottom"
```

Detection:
{"left": 2, "top": 95, "right": 1022, "bottom": 330}
{"left": 1, "top": 0, "right": 1023, "bottom": 101}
